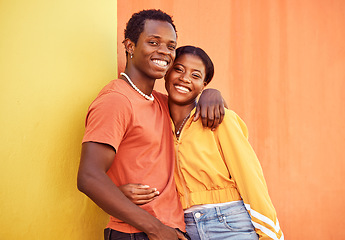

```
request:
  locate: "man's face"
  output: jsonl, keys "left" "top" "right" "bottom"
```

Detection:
{"left": 132, "top": 20, "right": 177, "bottom": 80}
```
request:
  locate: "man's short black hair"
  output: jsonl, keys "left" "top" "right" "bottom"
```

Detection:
{"left": 124, "top": 9, "right": 177, "bottom": 45}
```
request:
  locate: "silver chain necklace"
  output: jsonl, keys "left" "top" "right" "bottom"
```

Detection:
{"left": 120, "top": 72, "right": 154, "bottom": 101}
{"left": 176, "top": 113, "right": 191, "bottom": 136}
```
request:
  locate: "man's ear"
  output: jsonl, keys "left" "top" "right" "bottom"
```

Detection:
{"left": 164, "top": 68, "right": 171, "bottom": 81}
{"left": 123, "top": 38, "right": 135, "bottom": 56}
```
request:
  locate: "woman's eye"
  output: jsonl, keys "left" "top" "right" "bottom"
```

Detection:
{"left": 192, "top": 74, "right": 202, "bottom": 79}
{"left": 174, "top": 67, "right": 183, "bottom": 72}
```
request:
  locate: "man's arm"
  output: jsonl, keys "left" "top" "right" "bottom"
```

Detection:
{"left": 195, "top": 89, "right": 228, "bottom": 130}
{"left": 77, "top": 142, "right": 187, "bottom": 240}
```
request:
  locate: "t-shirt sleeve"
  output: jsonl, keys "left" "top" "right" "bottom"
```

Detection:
{"left": 153, "top": 90, "right": 168, "bottom": 107}
{"left": 82, "top": 91, "right": 132, "bottom": 151}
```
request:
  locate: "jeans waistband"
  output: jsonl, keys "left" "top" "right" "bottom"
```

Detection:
{"left": 184, "top": 200, "right": 247, "bottom": 222}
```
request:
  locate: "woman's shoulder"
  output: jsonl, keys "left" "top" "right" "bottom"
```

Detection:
{"left": 221, "top": 109, "right": 248, "bottom": 136}
{"left": 224, "top": 109, "right": 242, "bottom": 122}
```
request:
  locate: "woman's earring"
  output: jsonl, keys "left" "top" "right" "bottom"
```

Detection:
{"left": 130, "top": 53, "right": 133, "bottom": 59}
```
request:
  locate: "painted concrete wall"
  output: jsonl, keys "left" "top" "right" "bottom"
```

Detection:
{"left": 117, "top": 0, "right": 345, "bottom": 239}
{"left": 0, "top": 0, "right": 117, "bottom": 239}
{"left": 2, "top": 0, "right": 344, "bottom": 239}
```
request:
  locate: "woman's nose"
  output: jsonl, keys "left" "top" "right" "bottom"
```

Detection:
{"left": 180, "top": 74, "right": 191, "bottom": 83}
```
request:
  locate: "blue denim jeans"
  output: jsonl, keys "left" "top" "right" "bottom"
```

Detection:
{"left": 184, "top": 201, "right": 259, "bottom": 240}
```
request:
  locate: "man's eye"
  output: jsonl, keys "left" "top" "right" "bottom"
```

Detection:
{"left": 192, "top": 74, "right": 202, "bottom": 79}
{"left": 174, "top": 67, "right": 183, "bottom": 72}
{"left": 168, "top": 45, "right": 176, "bottom": 50}
{"left": 149, "top": 41, "right": 158, "bottom": 45}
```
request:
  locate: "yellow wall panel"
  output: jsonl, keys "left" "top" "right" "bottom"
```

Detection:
{"left": 0, "top": 0, "right": 117, "bottom": 239}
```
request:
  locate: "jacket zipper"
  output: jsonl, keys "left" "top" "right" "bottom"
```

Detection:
{"left": 175, "top": 136, "right": 191, "bottom": 209}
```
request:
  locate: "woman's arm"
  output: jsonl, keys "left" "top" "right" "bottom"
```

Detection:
{"left": 118, "top": 183, "right": 159, "bottom": 205}
{"left": 217, "top": 112, "right": 283, "bottom": 240}
{"left": 77, "top": 142, "right": 187, "bottom": 240}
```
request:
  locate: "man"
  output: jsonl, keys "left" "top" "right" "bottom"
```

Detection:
{"left": 77, "top": 9, "right": 225, "bottom": 240}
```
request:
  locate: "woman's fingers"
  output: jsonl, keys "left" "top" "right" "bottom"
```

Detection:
{"left": 119, "top": 184, "right": 159, "bottom": 205}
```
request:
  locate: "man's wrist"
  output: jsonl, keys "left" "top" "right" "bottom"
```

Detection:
{"left": 139, "top": 216, "right": 165, "bottom": 236}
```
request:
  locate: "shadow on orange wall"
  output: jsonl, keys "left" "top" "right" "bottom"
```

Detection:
{"left": 117, "top": 1, "right": 345, "bottom": 239}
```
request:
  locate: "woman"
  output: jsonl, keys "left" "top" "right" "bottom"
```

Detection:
{"left": 77, "top": 10, "right": 225, "bottom": 240}
{"left": 121, "top": 46, "right": 283, "bottom": 240}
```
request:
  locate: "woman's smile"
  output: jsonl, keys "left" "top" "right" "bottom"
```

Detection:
{"left": 174, "top": 84, "right": 191, "bottom": 94}
{"left": 166, "top": 53, "right": 206, "bottom": 105}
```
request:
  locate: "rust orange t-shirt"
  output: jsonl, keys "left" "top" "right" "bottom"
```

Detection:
{"left": 82, "top": 79, "right": 185, "bottom": 233}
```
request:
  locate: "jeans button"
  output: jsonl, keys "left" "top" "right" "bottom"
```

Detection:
{"left": 195, "top": 212, "right": 201, "bottom": 218}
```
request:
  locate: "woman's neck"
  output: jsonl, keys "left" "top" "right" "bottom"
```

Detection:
{"left": 168, "top": 100, "right": 196, "bottom": 129}
{"left": 121, "top": 67, "right": 156, "bottom": 96}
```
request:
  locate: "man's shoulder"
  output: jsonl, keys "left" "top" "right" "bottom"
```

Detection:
{"left": 94, "top": 79, "right": 131, "bottom": 103}
{"left": 97, "top": 79, "right": 127, "bottom": 95}
{"left": 152, "top": 90, "right": 168, "bottom": 100}
{"left": 152, "top": 91, "right": 169, "bottom": 114}
{"left": 87, "top": 81, "right": 132, "bottom": 116}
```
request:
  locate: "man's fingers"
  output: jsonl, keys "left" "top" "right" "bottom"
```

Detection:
{"left": 200, "top": 107, "right": 208, "bottom": 127}
{"left": 223, "top": 97, "right": 228, "bottom": 109}
{"left": 219, "top": 104, "right": 225, "bottom": 124}
{"left": 207, "top": 107, "right": 215, "bottom": 128}
{"left": 211, "top": 103, "right": 226, "bottom": 130}
{"left": 211, "top": 107, "right": 221, "bottom": 130}
{"left": 193, "top": 105, "right": 201, "bottom": 121}
{"left": 175, "top": 229, "right": 188, "bottom": 240}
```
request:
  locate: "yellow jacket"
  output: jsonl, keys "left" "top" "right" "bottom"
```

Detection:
{"left": 173, "top": 108, "right": 283, "bottom": 240}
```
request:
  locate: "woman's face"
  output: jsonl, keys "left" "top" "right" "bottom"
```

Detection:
{"left": 132, "top": 20, "right": 177, "bottom": 80}
{"left": 165, "top": 53, "right": 207, "bottom": 105}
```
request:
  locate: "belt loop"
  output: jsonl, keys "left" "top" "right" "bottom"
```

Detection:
{"left": 104, "top": 228, "right": 111, "bottom": 240}
{"left": 216, "top": 207, "right": 224, "bottom": 222}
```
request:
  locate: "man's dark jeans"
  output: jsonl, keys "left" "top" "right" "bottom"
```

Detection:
{"left": 104, "top": 228, "right": 190, "bottom": 240}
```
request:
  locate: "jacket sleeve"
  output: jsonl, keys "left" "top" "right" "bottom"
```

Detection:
{"left": 216, "top": 110, "right": 284, "bottom": 240}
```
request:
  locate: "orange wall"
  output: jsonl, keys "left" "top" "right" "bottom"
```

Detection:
{"left": 117, "top": 0, "right": 345, "bottom": 239}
